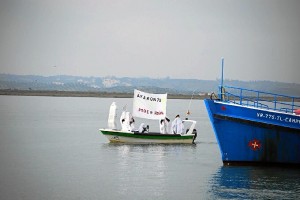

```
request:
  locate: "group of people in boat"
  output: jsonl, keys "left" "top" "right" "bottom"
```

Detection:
{"left": 159, "top": 115, "right": 185, "bottom": 134}
{"left": 120, "top": 111, "right": 185, "bottom": 134}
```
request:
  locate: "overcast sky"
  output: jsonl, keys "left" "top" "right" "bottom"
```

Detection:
{"left": 0, "top": 0, "right": 300, "bottom": 83}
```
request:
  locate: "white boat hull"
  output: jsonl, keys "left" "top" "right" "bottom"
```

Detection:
{"left": 104, "top": 134, "right": 193, "bottom": 144}
{"left": 100, "top": 129, "right": 196, "bottom": 144}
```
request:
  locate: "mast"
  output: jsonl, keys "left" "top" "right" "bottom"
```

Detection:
{"left": 221, "top": 58, "right": 224, "bottom": 88}
{"left": 219, "top": 58, "right": 224, "bottom": 100}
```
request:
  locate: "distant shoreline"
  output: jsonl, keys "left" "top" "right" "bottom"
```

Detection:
{"left": 0, "top": 89, "right": 206, "bottom": 99}
{"left": 0, "top": 89, "right": 297, "bottom": 102}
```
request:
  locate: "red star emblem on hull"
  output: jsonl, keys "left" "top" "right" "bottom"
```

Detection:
{"left": 248, "top": 139, "right": 261, "bottom": 151}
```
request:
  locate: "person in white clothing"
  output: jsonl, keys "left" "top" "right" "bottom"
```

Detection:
{"left": 171, "top": 115, "right": 184, "bottom": 134}
{"left": 120, "top": 111, "right": 134, "bottom": 131}
{"left": 138, "top": 123, "right": 149, "bottom": 133}
{"left": 129, "top": 113, "right": 135, "bottom": 131}
{"left": 120, "top": 111, "right": 127, "bottom": 131}
{"left": 159, "top": 117, "right": 170, "bottom": 134}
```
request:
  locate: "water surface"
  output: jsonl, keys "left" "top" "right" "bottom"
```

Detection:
{"left": 0, "top": 96, "right": 299, "bottom": 199}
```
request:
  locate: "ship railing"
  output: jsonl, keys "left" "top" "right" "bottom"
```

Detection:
{"left": 218, "top": 85, "right": 300, "bottom": 114}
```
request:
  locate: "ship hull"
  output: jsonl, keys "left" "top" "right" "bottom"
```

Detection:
{"left": 204, "top": 99, "right": 300, "bottom": 166}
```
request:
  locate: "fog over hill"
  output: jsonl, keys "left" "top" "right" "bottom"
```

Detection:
{"left": 0, "top": 74, "right": 299, "bottom": 96}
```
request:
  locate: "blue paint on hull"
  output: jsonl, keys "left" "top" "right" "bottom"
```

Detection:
{"left": 204, "top": 99, "right": 300, "bottom": 165}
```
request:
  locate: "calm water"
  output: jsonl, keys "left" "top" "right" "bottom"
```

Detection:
{"left": 0, "top": 96, "right": 299, "bottom": 200}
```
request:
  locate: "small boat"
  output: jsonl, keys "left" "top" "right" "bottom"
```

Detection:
{"left": 100, "top": 89, "right": 197, "bottom": 144}
{"left": 204, "top": 59, "right": 300, "bottom": 166}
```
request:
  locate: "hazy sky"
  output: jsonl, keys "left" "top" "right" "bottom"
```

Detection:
{"left": 0, "top": 0, "right": 300, "bottom": 83}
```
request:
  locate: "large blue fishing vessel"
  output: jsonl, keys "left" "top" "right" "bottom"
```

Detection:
{"left": 204, "top": 59, "right": 300, "bottom": 166}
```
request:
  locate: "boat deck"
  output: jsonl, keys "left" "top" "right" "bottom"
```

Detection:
{"left": 133, "top": 131, "right": 182, "bottom": 137}
{"left": 219, "top": 85, "right": 300, "bottom": 114}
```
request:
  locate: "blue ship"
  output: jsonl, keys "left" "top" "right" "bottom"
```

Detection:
{"left": 204, "top": 59, "right": 300, "bottom": 166}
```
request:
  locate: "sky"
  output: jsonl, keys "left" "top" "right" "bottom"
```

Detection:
{"left": 0, "top": 0, "right": 300, "bottom": 83}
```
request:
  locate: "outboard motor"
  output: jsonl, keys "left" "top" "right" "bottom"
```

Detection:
{"left": 192, "top": 129, "right": 197, "bottom": 144}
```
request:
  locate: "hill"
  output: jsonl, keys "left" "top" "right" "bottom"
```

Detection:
{"left": 0, "top": 74, "right": 299, "bottom": 96}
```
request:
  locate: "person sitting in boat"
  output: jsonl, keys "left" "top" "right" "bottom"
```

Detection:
{"left": 171, "top": 115, "right": 184, "bottom": 134}
{"left": 159, "top": 117, "right": 170, "bottom": 134}
{"left": 138, "top": 123, "right": 149, "bottom": 133}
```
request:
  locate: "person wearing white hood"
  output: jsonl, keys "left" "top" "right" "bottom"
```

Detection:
{"left": 171, "top": 115, "right": 184, "bottom": 134}
{"left": 120, "top": 111, "right": 134, "bottom": 131}
{"left": 159, "top": 117, "right": 170, "bottom": 134}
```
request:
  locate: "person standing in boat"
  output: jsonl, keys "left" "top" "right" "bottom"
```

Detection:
{"left": 129, "top": 114, "right": 135, "bottom": 131}
{"left": 159, "top": 117, "right": 170, "bottom": 134}
{"left": 120, "top": 111, "right": 127, "bottom": 131}
{"left": 171, "top": 115, "right": 184, "bottom": 134}
{"left": 120, "top": 111, "right": 135, "bottom": 131}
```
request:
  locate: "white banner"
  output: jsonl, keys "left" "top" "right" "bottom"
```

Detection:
{"left": 132, "top": 89, "right": 167, "bottom": 120}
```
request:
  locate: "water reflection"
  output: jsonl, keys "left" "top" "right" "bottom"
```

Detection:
{"left": 101, "top": 143, "right": 199, "bottom": 199}
{"left": 209, "top": 166, "right": 300, "bottom": 199}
